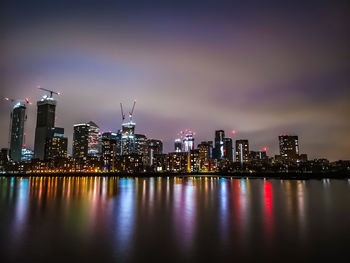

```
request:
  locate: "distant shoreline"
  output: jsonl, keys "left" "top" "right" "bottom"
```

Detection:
{"left": 2, "top": 172, "right": 350, "bottom": 180}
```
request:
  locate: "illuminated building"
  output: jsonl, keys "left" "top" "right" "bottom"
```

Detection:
{"left": 198, "top": 141, "right": 213, "bottom": 171}
{"left": 135, "top": 134, "right": 148, "bottom": 156}
{"left": 249, "top": 151, "right": 268, "bottom": 165}
{"left": 87, "top": 121, "right": 101, "bottom": 157}
{"left": 174, "top": 138, "right": 182, "bottom": 152}
{"left": 279, "top": 135, "right": 299, "bottom": 163}
{"left": 9, "top": 102, "right": 26, "bottom": 162}
{"left": 183, "top": 132, "right": 195, "bottom": 152}
{"left": 0, "top": 148, "right": 9, "bottom": 171}
{"left": 34, "top": 96, "right": 56, "bottom": 160}
{"left": 153, "top": 154, "right": 167, "bottom": 171}
{"left": 166, "top": 152, "right": 189, "bottom": 172}
{"left": 147, "top": 139, "right": 163, "bottom": 166}
{"left": 73, "top": 121, "right": 101, "bottom": 159}
{"left": 116, "top": 154, "right": 144, "bottom": 173}
{"left": 236, "top": 140, "right": 249, "bottom": 165}
{"left": 102, "top": 132, "right": 118, "bottom": 172}
{"left": 190, "top": 149, "right": 200, "bottom": 172}
{"left": 198, "top": 141, "right": 212, "bottom": 160}
{"left": 213, "top": 130, "right": 225, "bottom": 160}
{"left": 223, "top": 137, "right": 233, "bottom": 162}
{"left": 121, "top": 122, "right": 136, "bottom": 155}
{"left": 21, "top": 148, "right": 34, "bottom": 162}
{"left": 73, "top": 123, "right": 89, "bottom": 159}
{"left": 46, "top": 127, "right": 68, "bottom": 159}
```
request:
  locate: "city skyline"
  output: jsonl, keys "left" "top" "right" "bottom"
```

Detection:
{"left": 1, "top": 1, "right": 349, "bottom": 161}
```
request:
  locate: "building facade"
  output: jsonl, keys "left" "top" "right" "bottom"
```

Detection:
{"left": 236, "top": 140, "right": 249, "bottom": 165}
{"left": 34, "top": 97, "right": 56, "bottom": 160}
{"left": 10, "top": 103, "right": 26, "bottom": 162}
{"left": 279, "top": 135, "right": 299, "bottom": 163}
{"left": 213, "top": 130, "right": 225, "bottom": 160}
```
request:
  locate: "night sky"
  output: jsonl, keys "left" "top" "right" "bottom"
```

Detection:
{"left": 0, "top": 0, "right": 349, "bottom": 160}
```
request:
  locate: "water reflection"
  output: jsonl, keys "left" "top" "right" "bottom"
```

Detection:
{"left": 0, "top": 176, "right": 350, "bottom": 262}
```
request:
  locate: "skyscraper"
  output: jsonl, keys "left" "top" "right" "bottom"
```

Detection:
{"left": 213, "top": 130, "right": 225, "bottom": 160}
{"left": 72, "top": 123, "right": 89, "bottom": 159}
{"left": 223, "top": 137, "right": 233, "bottom": 162}
{"left": 198, "top": 141, "right": 213, "bottom": 171}
{"left": 183, "top": 132, "right": 194, "bottom": 152}
{"left": 121, "top": 122, "right": 136, "bottom": 155}
{"left": 236, "top": 140, "right": 249, "bottom": 165}
{"left": 101, "top": 132, "right": 118, "bottom": 172}
{"left": 46, "top": 127, "right": 68, "bottom": 159}
{"left": 9, "top": 102, "right": 26, "bottom": 162}
{"left": 174, "top": 138, "right": 182, "bottom": 152}
{"left": 147, "top": 139, "right": 163, "bottom": 166}
{"left": 135, "top": 134, "right": 148, "bottom": 156}
{"left": 87, "top": 121, "right": 101, "bottom": 157}
{"left": 34, "top": 96, "right": 56, "bottom": 160}
{"left": 279, "top": 135, "right": 299, "bottom": 163}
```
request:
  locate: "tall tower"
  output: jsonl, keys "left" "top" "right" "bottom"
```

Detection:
{"left": 223, "top": 137, "right": 233, "bottom": 162}
{"left": 73, "top": 123, "right": 90, "bottom": 159}
{"left": 10, "top": 102, "right": 26, "bottom": 162}
{"left": 279, "top": 135, "right": 299, "bottom": 163}
{"left": 120, "top": 101, "right": 137, "bottom": 155}
{"left": 174, "top": 138, "right": 182, "bottom": 152}
{"left": 214, "top": 130, "right": 225, "bottom": 160}
{"left": 87, "top": 121, "right": 101, "bottom": 157}
{"left": 34, "top": 96, "right": 56, "bottom": 160}
{"left": 183, "top": 132, "right": 195, "bottom": 152}
{"left": 236, "top": 139, "right": 249, "bottom": 165}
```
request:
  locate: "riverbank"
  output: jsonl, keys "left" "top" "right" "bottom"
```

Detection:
{"left": 2, "top": 171, "right": 350, "bottom": 180}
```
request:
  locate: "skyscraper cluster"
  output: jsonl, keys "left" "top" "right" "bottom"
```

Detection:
{"left": 2, "top": 90, "right": 348, "bottom": 174}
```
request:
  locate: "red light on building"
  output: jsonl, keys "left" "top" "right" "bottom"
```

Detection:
{"left": 232, "top": 130, "right": 236, "bottom": 135}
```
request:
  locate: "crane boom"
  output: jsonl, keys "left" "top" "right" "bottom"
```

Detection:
{"left": 37, "top": 86, "right": 61, "bottom": 98}
{"left": 129, "top": 100, "right": 136, "bottom": 120}
{"left": 120, "top": 103, "right": 125, "bottom": 122}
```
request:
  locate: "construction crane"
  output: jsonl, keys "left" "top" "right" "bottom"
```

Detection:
{"left": 120, "top": 103, "right": 126, "bottom": 122}
{"left": 37, "top": 85, "right": 61, "bottom": 98}
{"left": 120, "top": 100, "right": 137, "bottom": 123}
{"left": 129, "top": 100, "right": 136, "bottom": 121}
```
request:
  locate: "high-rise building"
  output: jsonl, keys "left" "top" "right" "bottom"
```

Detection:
{"left": 174, "top": 138, "right": 182, "bottom": 152}
{"left": 279, "top": 135, "right": 299, "bottom": 163}
{"left": 198, "top": 141, "right": 211, "bottom": 161}
{"left": 147, "top": 139, "right": 163, "bottom": 166}
{"left": 34, "top": 96, "right": 56, "bottom": 160}
{"left": 121, "top": 122, "right": 136, "bottom": 155}
{"left": 9, "top": 102, "right": 26, "bottom": 162}
{"left": 73, "top": 122, "right": 102, "bottom": 159}
{"left": 223, "top": 137, "right": 233, "bottom": 162}
{"left": 135, "top": 134, "right": 148, "bottom": 156}
{"left": 183, "top": 132, "right": 195, "bottom": 152}
{"left": 236, "top": 140, "right": 249, "bottom": 165}
{"left": 73, "top": 123, "right": 89, "bottom": 159}
{"left": 102, "top": 132, "right": 118, "bottom": 172}
{"left": 87, "top": 121, "right": 101, "bottom": 157}
{"left": 46, "top": 127, "right": 68, "bottom": 159}
{"left": 213, "top": 130, "right": 225, "bottom": 160}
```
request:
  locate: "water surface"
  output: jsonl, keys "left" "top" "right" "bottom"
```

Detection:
{"left": 0, "top": 176, "right": 349, "bottom": 262}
